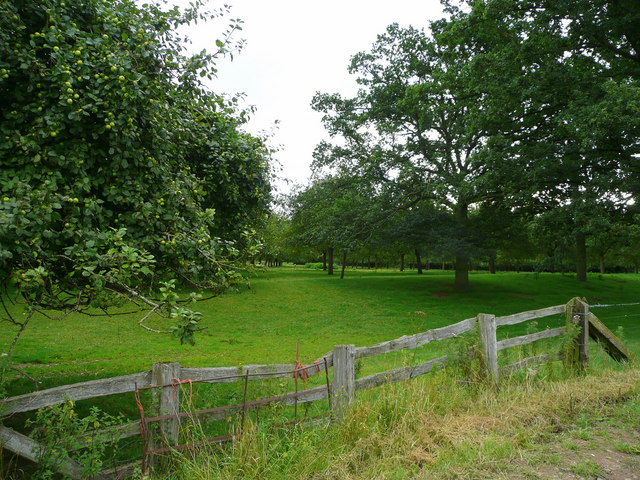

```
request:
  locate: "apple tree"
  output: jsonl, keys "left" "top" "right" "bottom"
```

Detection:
{"left": 0, "top": 0, "right": 272, "bottom": 365}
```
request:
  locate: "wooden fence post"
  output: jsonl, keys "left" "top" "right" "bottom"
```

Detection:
{"left": 149, "top": 362, "right": 181, "bottom": 455}
{"left": 477, "top": 314, "right": 499, "bottom": 383}
{"left": 332, "top": 345, "right": 355, "bottom": 420}
{"left": 566, "top": 298, "right": 589, "bottom": 370}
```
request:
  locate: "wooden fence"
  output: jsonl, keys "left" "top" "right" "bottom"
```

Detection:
{"left": 0, "top": 297, "right": 631, "bottom": 479}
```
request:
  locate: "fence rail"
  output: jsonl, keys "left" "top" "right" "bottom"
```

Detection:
{"left": 1, "top": 363, "right": 333, "bottom": 416}
{"left": 496, "top": 327, "right": 566, "bottom": 351}
{"left": 495, "top": 304, "right": 566, "bottom": 326}
{"left": 354, "top": 317, "right": 477, "bottom": 358}
{"left": 355, "top": 356, "right": 447, "bottom": 391}
{"left": 0, "top": 297, "right": 631, "bottom": 480}
{"left": 2, "top": 371, "right": 152, "bottom": 415}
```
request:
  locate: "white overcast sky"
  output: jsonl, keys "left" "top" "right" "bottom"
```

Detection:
{"left": 174, "top": 0, "right": 445, "bottom": 193}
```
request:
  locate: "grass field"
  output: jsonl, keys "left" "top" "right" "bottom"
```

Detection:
{"left": 2, "top": 267, "right": 640, "bottom": 479}
{"left": 3, "top": 267, "right": 640, "bottom": 395}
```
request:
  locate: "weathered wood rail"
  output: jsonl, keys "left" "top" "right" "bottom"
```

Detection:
{"left": 1, "top": 362, "right": 332, "bottom": 417}
{"left": 0, "top": 297, "right": 631, "bottom": 479}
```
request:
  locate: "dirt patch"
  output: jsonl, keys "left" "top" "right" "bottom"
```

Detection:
{"left": 512, "top": 427, "right": 640, "bottom": 479}
{"left": 432, "top": 291, "right": 453, "bottom": 298}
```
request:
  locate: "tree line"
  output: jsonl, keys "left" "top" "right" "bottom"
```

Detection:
{"left": 266, "top": 0, "right": 639, "bottom": 288}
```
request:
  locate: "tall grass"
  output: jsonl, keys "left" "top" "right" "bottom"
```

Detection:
{"left": 154, "top": 360, "right": 640, "bottom": 480}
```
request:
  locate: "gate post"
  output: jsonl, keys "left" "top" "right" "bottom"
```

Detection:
{"left": 148, "top": 362, "right": 181, "bottom": 464}
{"left": 566, "top": 298, "right": 589, "bottom": 370}
{"left": 332, "top": 345, "right": 355, "bottom": 420}
{"left": 478, "top": 314, "right": 499, "bottom": 383}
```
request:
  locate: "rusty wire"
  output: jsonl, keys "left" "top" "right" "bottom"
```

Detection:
{"left": 135, "top": 362, "right": 326, "bottom": 392}
{"left": 135, "top": 360, "right": 332, "bottom": 472}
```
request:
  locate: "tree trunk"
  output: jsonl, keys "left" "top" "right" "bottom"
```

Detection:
{"left": 415, "top": 248, "right": 423, "bottom": 275}
{"left": 576, "top": 232, "right": 587, "bottom": 282}
{"left": 599, "top": 254, "right": 605, "bottom": 275}
{"left": 454, "top": 254, "right": 470, "bottom": 290}
{"left": 400, "top": 253, "right": 405, "bottom": 272}
{"left": 454, "top": 205, "right": 470, "bottom": 291}
{"left": 322, "top": 251, "right": 327, "bottom": 271}
{"left": 340, "top": 250, "right": 347, "bottom": 279}
{"left": 488, "top": 253, "right": 497, "bottom": 274}
{"left": 328, "top": 247, "right": 334, "bottom": 275}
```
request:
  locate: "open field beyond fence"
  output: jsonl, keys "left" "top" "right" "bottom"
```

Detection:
{"left": 1, "top": 283, "right": 633, "bottom": 479}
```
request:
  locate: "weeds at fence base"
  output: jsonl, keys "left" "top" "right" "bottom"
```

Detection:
{"left": 148, "top": 364, "right": 638, "bottom": 480}
{"left": 24, "top": 401, "right": 125, "bottom": 480}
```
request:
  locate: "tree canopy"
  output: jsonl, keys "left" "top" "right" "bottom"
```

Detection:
{"left": 312, "top": 23, "right": 499, "bottom": 289}
{"left": 296, "top": 0, "right": 638, "bottom": 285}
{"left": 0, "top": 0, "right": 272, "bottom": 355}
{"left": 436, "top": 0, "right": 639, "bottom": 281}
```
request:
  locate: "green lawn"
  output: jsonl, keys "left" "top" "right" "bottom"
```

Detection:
{"left": 3, "top": 267, "right": 639, "bottom": 395}
{"left": 2, "top": 267, "right": 640, "bottom": 479}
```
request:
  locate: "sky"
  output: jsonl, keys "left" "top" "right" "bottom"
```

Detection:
{"left": 176, "top": 0, "right": 445, "bottom": 193}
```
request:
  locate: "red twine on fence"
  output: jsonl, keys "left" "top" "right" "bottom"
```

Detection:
{"left": 134, "top": 388, "right": 149, "bottom": 474}
{"left": 292, "top": 360, "right": 320, "bottom": 384}
{"left": 169, "top": 377, "right": 193, "bottom": 403}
